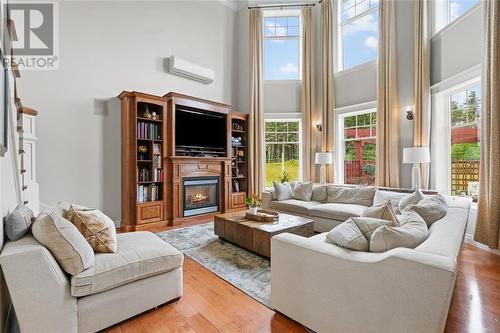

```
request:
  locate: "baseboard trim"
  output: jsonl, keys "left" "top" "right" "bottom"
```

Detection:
{"left": 464, "top": 234, "right": 500, "bottom": 256}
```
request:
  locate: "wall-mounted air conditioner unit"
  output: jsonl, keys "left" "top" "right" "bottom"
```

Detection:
{"left": 167, "top": 56, "right": 215, "bottom": 84}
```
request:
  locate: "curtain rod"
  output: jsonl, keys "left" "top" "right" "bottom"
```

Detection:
{"left": 248, "top": 2, "right": 316, "bottom": 9}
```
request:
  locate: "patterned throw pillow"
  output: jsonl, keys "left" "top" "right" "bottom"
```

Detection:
{"left": 67, "top": 206, "right": 117, "bottom": 253}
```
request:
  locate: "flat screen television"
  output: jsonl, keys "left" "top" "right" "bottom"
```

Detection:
{"left": 175, "top": 108, "right": 226, "bottom": 151}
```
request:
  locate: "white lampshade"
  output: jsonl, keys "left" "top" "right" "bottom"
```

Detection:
{"left": 315, "top": 152, "right": 333, "bottom": 165}
{"left": 403, "top": 147, "right": 430, "bottom": 164}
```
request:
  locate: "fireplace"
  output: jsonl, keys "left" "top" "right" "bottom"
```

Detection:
{"left": 183, "top": 177, "right": 219, "bottom": 217}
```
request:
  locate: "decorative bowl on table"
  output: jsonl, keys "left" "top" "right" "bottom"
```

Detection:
{"left": 245, "top": 209, "right": 279, "bottom": 222}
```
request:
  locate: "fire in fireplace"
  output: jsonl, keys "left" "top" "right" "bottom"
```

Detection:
{"left": 183, "top": 177, "right": 219, "bottom": 217}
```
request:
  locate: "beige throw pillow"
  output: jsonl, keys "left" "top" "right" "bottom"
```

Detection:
{"left": 311, "top": 185, "right": 327, "bottom": 202}
{"left": 67, "top": 206, "right": 117, "bottom": 253}
{"left": 370, "top": 210, "right": 429, "bottom": 253}
{"left": 351, "top": 217, "right": 394, "bottom": 240}
{"left": 326, "top": 186, "right": 377, "bottom": 207}
{"left": 32, "top": 201, "right": 94, "bottom": 275}
{"left": 405, "top": 195, "right": 447, "bottom": 226}
{"left": 293, "top": 182, "right": 313, "bottom": 201}
{"left": 326, "top": 219, "right": 369, "bottom": 251}
{"left": 361, "top": 202, "right": 398, "bottom": 225}
{"left": 273, "top": 182, "right": 293, "bottom": 201}
{"left": 398, "top": 190, "right": 425, "bottom": 212}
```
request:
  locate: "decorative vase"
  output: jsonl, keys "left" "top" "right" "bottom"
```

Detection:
{"left": 248, "top": 206, "right": 258, "bottom": 215}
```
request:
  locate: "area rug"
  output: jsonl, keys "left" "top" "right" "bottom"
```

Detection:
{"left": 156, "top": 222, "right": 272, "bottom": 307}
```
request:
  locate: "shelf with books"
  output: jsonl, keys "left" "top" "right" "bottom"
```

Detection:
{"left": 230, "top": 114, "right": 248, "bottom": 210}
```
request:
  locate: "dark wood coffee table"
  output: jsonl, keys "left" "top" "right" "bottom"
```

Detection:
{"left": 214, "top": 211, "right": 314, "bottom": 258}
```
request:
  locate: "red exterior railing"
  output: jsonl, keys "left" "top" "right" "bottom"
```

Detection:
{"left": 344, "top": 160, "right": 376, "bottom": 185}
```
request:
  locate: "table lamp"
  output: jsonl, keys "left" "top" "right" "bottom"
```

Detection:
{"left": 403, "top": 147, "right": 430, "bottom": 190}
{"left": 315, "top": 152, "right": 333, "bottom": 184}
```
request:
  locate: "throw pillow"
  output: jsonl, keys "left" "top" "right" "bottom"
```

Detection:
{"left": 32, "top": 201, "right": 94, "bottom": 275}
{"left": 67, "top": 206, "right": 117, "bottom": 253}
{"left": 405, "top": 195, "right": 447, "bottom": 226}
{"left": 398, "top": 190, "right": 425, "bottom": 212}
{"left": 373, "top": 190, "right": 407, "bottom": 213}
{"left": 4, "top": 204, "right": 34, "bottom": 241}
{"left": 361, "top": 202, "right": 398, "bottom": 225}
{"left": 273, "top": 182, "right": 293, "bottom": 201}
{"left": 311, "top": 184, "right": 327, "bottom": 202}
{"left": 370, "top": 210, "right": 429, "bottom": 253}
{"left": 326, "top": 219, "right": 369, "bottom": 251}
{"left": 293, "top": 182, "right": 313, "bottom": 201}
{"left": 350, "top": 217, "right": 394, "bottom": 240}
{"left": 326, "top": 186, "right": 377, "bottom": 207}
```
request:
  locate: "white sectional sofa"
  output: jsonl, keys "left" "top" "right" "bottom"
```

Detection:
{"left": 270, "top": 192, "right": 472, "bottom": 333}
{"left": 262, "top": 185, "right": 410, "bottom": 232}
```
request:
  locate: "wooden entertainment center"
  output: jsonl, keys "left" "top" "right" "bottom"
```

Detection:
{"left": 119, "top": 91, "right": 248, "bottom": 231}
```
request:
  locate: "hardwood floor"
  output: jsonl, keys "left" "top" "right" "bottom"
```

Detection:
{"left": 107, "top": 223, "right": 500, "bottom": 333}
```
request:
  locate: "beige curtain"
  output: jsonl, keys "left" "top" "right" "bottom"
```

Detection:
{"left": 321, "top": 0, "right": 335, "bottom": 183}
{"left": 376, "top": 0, "right": 400, "bottom": 188}
{"left": 248, "top": 8, "right": 265, "bottom": 195}
{"left": 474, "top": 0, "right": 500, "bottom": 249}
{"left": 301, "top": 6, "right": 316, "bottom": 182}
{"left": 413, "top": 0, "right": 431, "bottom": 189}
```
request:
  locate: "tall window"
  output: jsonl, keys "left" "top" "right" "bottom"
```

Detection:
{"left": 265, "top": 120, "right": 301, "bottom": 186}
{"left": 264, "top": 11, "right": 301, "bottom": 81}
{"left": 434, "top": 0, "right": 480, "bottom": 33}
{"left": 450, "top": 85, "right": 481, "bottom": 196}
{"left": 339, "top": 0, "right": 379, "bottom": 71}
{"left": 340, "top": 110, "right": 376, "bottom": 185}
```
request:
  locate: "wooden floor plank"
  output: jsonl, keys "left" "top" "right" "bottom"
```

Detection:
{"left": 105, "top": 223, "right": 500, "bottom": 333}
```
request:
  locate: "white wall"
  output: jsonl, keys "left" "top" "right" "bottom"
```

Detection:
{"left": 18, "top": 0, "right": 238, "bottom": 223}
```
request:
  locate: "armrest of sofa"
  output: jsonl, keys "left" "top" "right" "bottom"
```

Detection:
{"left": 0, "top": 236, "right": 78, "bottom": 333}
{"left": 271, "top": 233, "right": 457, "bottom": 333}
{"left": 261, "top": 190, "right": 275, "bottom": 210}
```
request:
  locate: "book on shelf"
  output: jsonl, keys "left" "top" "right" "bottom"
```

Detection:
{"left": 137, "top": 184, "right": 160, "bottom": 203}
{"left": 153, "top": 155, "right": 162, "bottom": 168}
{"left": 153, "top": 169, "right": 164, "bottom": 182}
{"left": 138, "top": 167, "right": 150, "bottom": 182}
{"left": 137, "top": 122, "right": 161, "bottom": 140}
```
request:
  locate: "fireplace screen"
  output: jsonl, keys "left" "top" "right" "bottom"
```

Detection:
{"left": 183, "top": 177, "right": 219, "bottom": 217}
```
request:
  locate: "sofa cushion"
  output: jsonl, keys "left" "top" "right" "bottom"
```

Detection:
{"left": 32, "top": 201, "right": 95, "bottom": 275}
{"left": 71, "top": 231, "right": 183, "bottom": 297}
{"left": 311, "top": 184, "right": 327, "bottom": 202}
{"left": 405, "top": 195, "right": 447, "bottom": 226}
{"left": 326, "top": 219, "right": 369, "bottom": 251}
{"left": 351, "top": 217, "right": 395, "bottom": 239}
{"left": 326, "top": 186, "right": 376, "bottom": 207}
{"left": 370, "top": 210, "right": 429, "bottom": 253}
{"left": 373, "top": 190, "right": 407, "bottom": 213}
{"left": 293, "top": 182, "right": 313, "bottom": 201}
{"left": 269, "top": 199, "right": 322, "bottom": 215}
{"left": 398, "top": 190, "right": 425, "bottom": 212}
{"left": 273, "top": 182, "right": 293, "bottom": 201}
{"left": 361, "top": 202, "right": 398, "bottom": 225}
{"left": 308, "top": 203, "right": 367, "bottom": 221}
{"left": 5, "top": 204, "right": 34, "bottom": 241}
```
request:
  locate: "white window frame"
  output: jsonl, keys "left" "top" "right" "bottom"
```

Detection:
{"left": 264, "top": 117, "right": 302, "bottom": 187}
{"left": 431, "top": 77, "right": 481, "bottom": 195}
{"left": 432, "top": 0, "right": 482, "bottom": 35}
{"left": 263, "top": 9, "right": 302, "bottom": 82}
{"left": 335, "top": 104, "right": 377, "bottom": 184}
{"left": 337, "top": 0, "right": 379, "bottom": 72}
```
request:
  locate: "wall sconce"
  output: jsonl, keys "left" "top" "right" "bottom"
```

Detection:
{"left": 315, "top": 120, "right": 323, "bottom": 132}
{"left": 405, "top": 106, "right": 414, "bottom": 120}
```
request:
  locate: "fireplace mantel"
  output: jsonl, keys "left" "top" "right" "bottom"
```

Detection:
{"left": 167, "top": 157, "right": 232, "bottom": 225}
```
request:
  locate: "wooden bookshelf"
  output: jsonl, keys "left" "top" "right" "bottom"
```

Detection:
{"left": 119, "top": 91, "right": 168, "bottom": 231}
{"left": 229, "top": 113, "right": 248, "bottom": 210}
